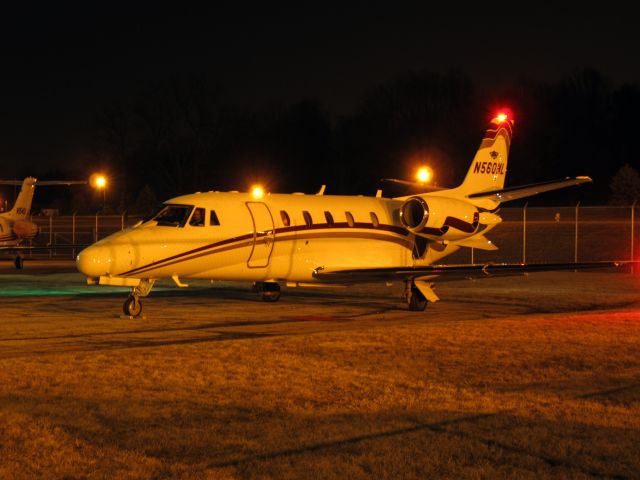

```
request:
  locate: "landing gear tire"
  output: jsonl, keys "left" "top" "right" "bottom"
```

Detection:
{"left": 261, "top": 282, "right": 281, "bottom": 302}
{"left": 123, "top": 295, "right": 142, "bottom": 317}
{"left": 408, "top": 286, "right": 428, "bottom": 312}
{"left": 14, "top": 255, "right": 24, "bottom": 270}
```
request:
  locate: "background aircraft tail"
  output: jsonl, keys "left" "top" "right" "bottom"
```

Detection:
{"left": 454, "top": 114, "right": 514, "bottom": 196}
{"left": 5, "top": 177, "right": 37, "bottom": 220}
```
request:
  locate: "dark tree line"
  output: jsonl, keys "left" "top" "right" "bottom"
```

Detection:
{"left": 25, "top": 68, "right": 640, "bottom": 213}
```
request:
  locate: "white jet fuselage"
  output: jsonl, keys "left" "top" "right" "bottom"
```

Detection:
{"left": 76, "top": 191, "right": 466, "bottom": 283}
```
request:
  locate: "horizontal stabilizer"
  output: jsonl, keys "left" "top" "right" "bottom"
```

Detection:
{"left": 468, "top": 176, "right": 592, "bottom": 204}
{"left": 451, "top": 235, "right": 498, "bottom": 250}
{"left": 313, "top": 260, "right": 630, "bottom": 283}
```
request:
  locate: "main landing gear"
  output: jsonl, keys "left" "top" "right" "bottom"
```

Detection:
{"left": 403, "top": 280, "right": 429, "bottom": 312}
{"left": 123, "top": 279, "right": 156, "bottom": 317}
{"left": 253, "top": 281, "right": 281, "bottom": 302}
{"left": 14, "top": 254, "right": 24, "bottom": 270}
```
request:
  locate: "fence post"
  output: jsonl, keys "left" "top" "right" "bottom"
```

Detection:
{"left": 574, "top": 201, "right": 580, "bottom": 263}
{"left": 121, "top": 212, "right": 125, "bottom": 231}
{"left": 632, "top": 201, "right": 637, "bottom": 274}
{"left": 522, "top": 202, "right": 528, "bottom": 264}
{"left": 72, "top": 212, "right": 77, "bottom": 259}
{"left": 49, "top": 214, "right": 53, "bottom": 258}
{"left": 95, "top": 212, "right": 99, "bottom": 242}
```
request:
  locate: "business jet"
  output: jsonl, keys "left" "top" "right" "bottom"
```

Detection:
{"left": 76, "top": 113, "right": 610, "bottom": 317}
{"left": 0, "top": 177, "right": 86, "bottom": 268}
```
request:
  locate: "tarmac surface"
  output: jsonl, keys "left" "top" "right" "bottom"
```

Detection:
{"left": 1, "top": 258, "right": 639, "bottom": 325}
{"left": 1, "top": 259, "right": 640, "bottom": 478}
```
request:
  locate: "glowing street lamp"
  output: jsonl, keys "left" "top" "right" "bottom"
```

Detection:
{"left": 91, "top": 174, "right": 108, "bottom": 212}
{"left": 416, "top": 166, "right": 432, "bottom": 184}
{"left": 251, "top": 184, "right": 265, "bottom": 199}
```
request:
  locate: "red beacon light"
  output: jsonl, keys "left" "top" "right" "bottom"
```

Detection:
{"left": 495, "top": 113, "right": 508, "bottom": 123}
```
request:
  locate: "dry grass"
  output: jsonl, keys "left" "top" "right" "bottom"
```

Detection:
{"left": 0, "top": 272, "right": 639, "bottom": 479}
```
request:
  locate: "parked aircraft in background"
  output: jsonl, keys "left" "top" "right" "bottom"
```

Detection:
{"left": 76, "top": 113, "right": 614, "bottom": 317}
{"left": 0, "top": 177, "right": 86, "bottom": 268}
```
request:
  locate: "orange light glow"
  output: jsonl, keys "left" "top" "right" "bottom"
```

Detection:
{"left": 496, "top": 113, "right": 508, "bottom": 123}
{"left": 251, "top": 185, "right": 265, "bottom": 199}
{"left": 416, "top": 166, "right": 432, "bottom": 184}
{"left": 90, "top": 174, "right": 108, "bottom": 189}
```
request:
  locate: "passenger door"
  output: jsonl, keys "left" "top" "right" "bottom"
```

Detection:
{"left": 246, "top": 202, "right": 275, "bottom": 268}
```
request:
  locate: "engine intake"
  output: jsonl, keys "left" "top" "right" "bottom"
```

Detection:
{"left": 400, "top": 197, "right": 429, "bottom": 230}
{"left": 399, "top": 195, "right": 481, "bottom": 240}
{"left": 12, "top": 220, "right": 39, "bottom": 239}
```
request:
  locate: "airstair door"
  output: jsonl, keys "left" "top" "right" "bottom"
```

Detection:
{"left": 246, "top": 202, "right": 275, "bottom": 268}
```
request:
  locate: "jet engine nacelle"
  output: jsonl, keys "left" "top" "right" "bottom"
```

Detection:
{"left": 12, "top": 220, "right": 39, "bottom": 239}
{"left": 399, "top": 195, "right": 480, "bottom": 240}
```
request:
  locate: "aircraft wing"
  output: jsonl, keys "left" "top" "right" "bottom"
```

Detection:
{"left": 312, "top": 260, "right": 628, "bottom": 283}
{"left": 0, "top": 244, "right": 88, "bottom": 253}
{"left": 0, "top": 180, "right": 87, "bottom": 185}
{"left": 380, "top": 178, "right": 447, "bottom": 192}
{"left": 467, "top": 176, "right": 592, "bottom": 203}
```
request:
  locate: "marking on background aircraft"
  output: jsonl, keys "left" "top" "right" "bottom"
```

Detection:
{"left": 76, "top": 113, "right": 619, "bottom": 317}
{"left": 0, "top": 177, "right": 86, "bottom": 268}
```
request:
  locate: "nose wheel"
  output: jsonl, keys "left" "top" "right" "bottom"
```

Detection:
{"left": 123, "top": 295, "right": 143, "bottom": 317}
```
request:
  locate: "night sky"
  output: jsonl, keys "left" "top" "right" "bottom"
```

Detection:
{"left": 1, "top": 5, "right": 638, "bottom": 182}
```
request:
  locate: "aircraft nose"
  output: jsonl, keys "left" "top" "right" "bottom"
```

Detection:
{"left": 76, "top": 245, "right": 115, "bottom": 277}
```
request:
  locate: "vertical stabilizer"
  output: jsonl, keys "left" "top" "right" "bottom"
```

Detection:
{"left": 6, "top": 177, "right": 37, "bottom": 220}
{"left": 455, "top": 114, "right": 514, "bottom": 196}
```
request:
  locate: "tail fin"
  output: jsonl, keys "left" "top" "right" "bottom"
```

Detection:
{"left": 456, "top": 114, "right": 514, "bottom": 195}
{"left": 6, "top": 177, "right": 37, "bottom": 220}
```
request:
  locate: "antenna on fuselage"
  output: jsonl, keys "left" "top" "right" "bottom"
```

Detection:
{"left": 316, "top": 185, "right": 326, "bottom": 195}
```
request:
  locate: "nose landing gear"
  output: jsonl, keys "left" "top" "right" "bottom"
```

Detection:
{"left": 122, "top": 278, "right": 156, "bottom": 318}
{"left": 123, "top": 295, "right": 142, "bottom": 317}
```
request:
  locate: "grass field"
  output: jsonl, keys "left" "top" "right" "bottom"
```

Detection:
{"left": 1, "top": 271, "right": 639, "bottom": 479}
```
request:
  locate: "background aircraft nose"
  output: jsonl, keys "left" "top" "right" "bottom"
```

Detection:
{"left": 76, "top": 245, "right": 114, "bottom": 277}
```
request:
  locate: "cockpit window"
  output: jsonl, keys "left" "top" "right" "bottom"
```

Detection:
{"left": 189, "top": 207, "right": 205, "bottom": 227}
{"left": 148, "top": 204, "right": 193, "bottom": 227}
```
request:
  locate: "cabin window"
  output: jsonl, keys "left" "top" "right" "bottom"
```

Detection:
{"left": 302, "top": 210, "right": 313, "bottom": 227}
{"left": 280, "top": 210, "right": 290, "bottom": 227}
{"left": 345, "top": 211, "right": 355, "bottom": 227}
{"left": 210, "top": 210, "right": 220, "bottom": 226}
{"left": 324, "top": 211, "right": 334, "bottom": 225}
{"left": 370, "top": 212, "right": 380, "bottom": 228}
{"left": 150, "top": 204, "right": 193, "bottom": 227}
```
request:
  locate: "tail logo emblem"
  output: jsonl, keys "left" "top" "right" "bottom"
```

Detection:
{"left": 489, "top": 151, "right": 499, "bottom": 160}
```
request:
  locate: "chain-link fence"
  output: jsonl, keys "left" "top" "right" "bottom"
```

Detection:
{"left": 27, "top": 213, "right": 144, "bottom": 259}
{"left": 442, "top": 204, "right": 638, "bottom": 265}
{"left": 24, "top": 204, "right": 639, "bottom": 265}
